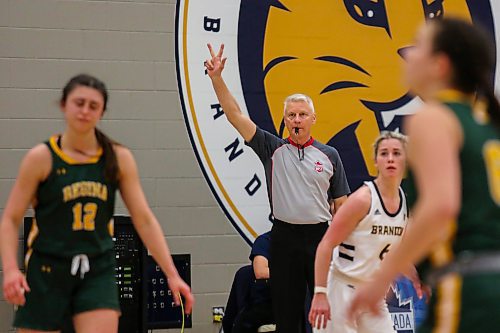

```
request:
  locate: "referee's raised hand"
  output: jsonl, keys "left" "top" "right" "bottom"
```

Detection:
{"left": 205, "top": 43, "right": 227, "bottom": 78}
{"left": 204, "top": 42, "right": 256, "bottom": 142}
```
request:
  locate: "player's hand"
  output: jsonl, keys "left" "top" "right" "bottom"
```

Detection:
{"left": 309, "top": 293, "right": 331, "bottom": 329}
{"left": 2, "top": 268, "right": 30, "bottom": 306}
{"left": 347, "top": 279, "right": 386, "bottom": 323}
{"left": 422, "top": 284, "right": 432, "bottom": 303}
{"left": 403, "top": 265, "right": 424, "bottom": 299}
{"left": 205, "top": 43, "right": 227, "bottom": 78}
{"left": 168, "top": 274, "right": 195, "bottom": 314}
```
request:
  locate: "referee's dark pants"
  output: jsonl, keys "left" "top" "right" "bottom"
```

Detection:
{"left": 270, "top": 219, "right": 328, "bottom": 333}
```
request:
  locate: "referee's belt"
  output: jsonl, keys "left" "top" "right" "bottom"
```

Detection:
{"left": 426, "top": 251, "right": 500, "bottom": 287}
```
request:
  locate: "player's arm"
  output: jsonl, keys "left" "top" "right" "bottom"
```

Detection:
{"left": 314, "top": 187, "right": 370, "bottom": 288}
{"left": 205, "top": 43, "right": 256, "bottom": 142}
{"left": 348, "top": 105, "right": 462, "bottom": 316}
{"left": 116, "top": 146, "right": 194, "bottom": 313}
{"left": 401, "top": 264, "right": 424, "bottom": 299}
{"left": 398, "top": 226, "right": 425, "bottom": 299}
{"left": 376, "top": 105, "right": 462, "bottom": 285}
{"left": 309, "top": 186, "right": 370, "bottom": 329}
{"left": 1, "top": 144, "right": 51, "bottom": 305}
{"left": 253, "top": 255, "right": 269, "bottom": 279}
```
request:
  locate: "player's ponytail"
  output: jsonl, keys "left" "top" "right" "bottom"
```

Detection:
{"left": 431, "top": 18, "right": 500, "bottom": 130}
{"left": 477, "top": 76, "right": 500, "bottom": 129}
{"left": 95, "top": 127, "right": 120, "bottom": 183}
{"left": 61, "top": 74, "right": 120, "bottom": 183}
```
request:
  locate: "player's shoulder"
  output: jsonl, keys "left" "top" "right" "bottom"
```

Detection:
{"left": 114, "top": 144, "right": 136, "bottom": 170}
{"left": 24, "top": 143, "right": 52, "bottom": 165}
{"left": 352, "top": 184, "right": 371, "bottom": 202}
{"left": 18, "top": 143, "right": 52, "bottom": 180}
{"left": 114, "top": 143, "right": 131, "bottom": 157}
{"left": 406, "top": 102, "right": 463, "bottom": 145}
{"left": 345, "top": 184, "right": 372, "bottom": 211}
{"left": 407, "top": 102, "right": 461, "bottom": 131}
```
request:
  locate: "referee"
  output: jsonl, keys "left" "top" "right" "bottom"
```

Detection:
{"left": 205, "top": 43, "right": 350, "bottom": 333}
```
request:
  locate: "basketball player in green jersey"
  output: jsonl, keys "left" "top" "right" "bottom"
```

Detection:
{"left": 1, "top": 74, "right": 194, "bottom": 332}
{"left": 348, "top": 18, "right": 500, "bottom": 332}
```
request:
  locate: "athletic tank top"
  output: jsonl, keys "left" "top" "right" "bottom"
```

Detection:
{"left": 28, "top": 135, "right": 117, "bottom": 258}
{"left": 405, "top": 91, "right": 500, "bottom": 274}
{"left": 332, "top": 181, "right": 408, "bottom": 284}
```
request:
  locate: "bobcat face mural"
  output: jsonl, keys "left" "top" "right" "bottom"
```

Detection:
{"left": 260, "top": 0, "right": 471, "bottom": 176}
{"left": 177, "top": 0, "right": 496, "bottom": 242}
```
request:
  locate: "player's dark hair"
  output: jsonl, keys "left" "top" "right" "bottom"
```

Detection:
{"left": 431, "top": 18, "right": 500, "bottom": 129}
{"left": 61, "top": 74, "right": 119, "bottom": 183}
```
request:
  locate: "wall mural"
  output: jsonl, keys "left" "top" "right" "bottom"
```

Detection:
{"left": 176, "top": 0, "right": 498, "bottom": 243}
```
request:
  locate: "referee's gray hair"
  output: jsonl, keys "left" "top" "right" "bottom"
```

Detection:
{"left": 373, "top": 131, "right": 408, "bottom": 157}
{"left": 283, "top": 93, "right": 315, "bottom": 114}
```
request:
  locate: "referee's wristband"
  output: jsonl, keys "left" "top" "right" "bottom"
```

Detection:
{"left": 314, "top": 286, "right": 328, "bottom": 294}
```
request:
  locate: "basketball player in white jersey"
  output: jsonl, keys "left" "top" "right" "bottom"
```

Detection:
{"left": 309, "top": 131, "right": 409, "bottom": 333}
